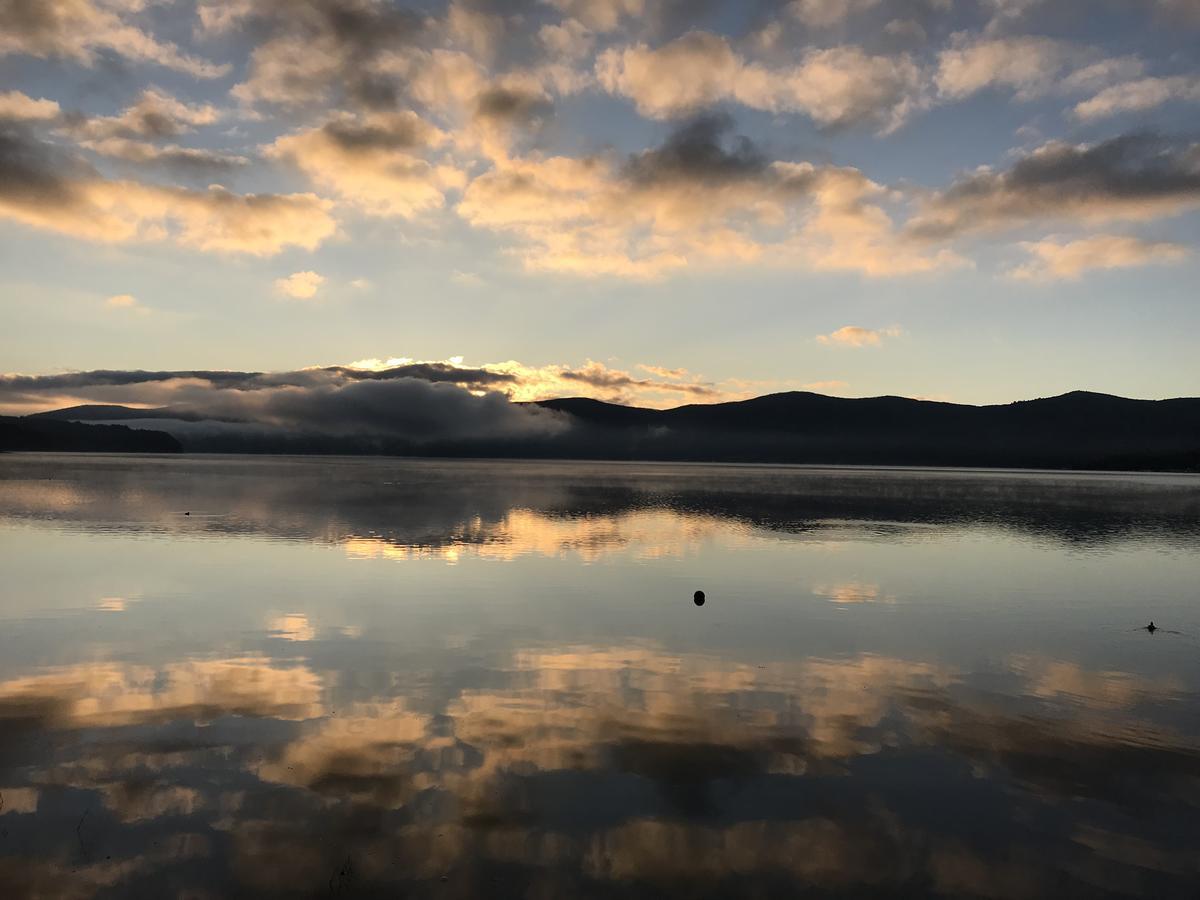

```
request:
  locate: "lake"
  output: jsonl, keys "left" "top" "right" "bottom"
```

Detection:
{"left": 1, "top": 454, "right": 1199, "bottom": 898}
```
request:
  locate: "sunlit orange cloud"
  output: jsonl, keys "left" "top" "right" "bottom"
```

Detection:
{"left": 0, "top": 176, "right": 337, "bottom": 256}
{"left": 1008, "top": 234, "right": 1188, "bottom": 281}
{"left": 342, "top": 356, "right": 832, "bottom": 408}
{"left": 816, "top": 325, "right": 903, "bottom": 348}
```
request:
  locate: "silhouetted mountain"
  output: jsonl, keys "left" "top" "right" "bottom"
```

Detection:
{"left": 533, "top": 391, "right": 1200, "bottom": 471}
{"left": 22, "top": 392, "right": 1200, "bottom": 471}
{"left": 0, "top": 416, "right": 182, "bottom": 453}
{"left": 29, "top": 404, "right": 194, "bottom": 421}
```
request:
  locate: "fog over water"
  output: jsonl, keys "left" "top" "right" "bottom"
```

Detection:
{"left": 1, "top": 454, "right": 1199, "bottom": 898}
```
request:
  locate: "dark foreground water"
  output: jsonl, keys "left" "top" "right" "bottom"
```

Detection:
{"left": 1, "top": 454, "right": 1199, "bottom": 899}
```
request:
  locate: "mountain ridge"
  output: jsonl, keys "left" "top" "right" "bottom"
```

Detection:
{"left": 12, "top": 390, "right": 1200, "bottom": 471}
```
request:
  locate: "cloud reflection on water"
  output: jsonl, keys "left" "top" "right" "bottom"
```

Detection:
{"left": 1, "top": 641, "right": 1197, "bottom": 897}
{"left": 1, "top": 457, "right": 1199, "bottom": 897}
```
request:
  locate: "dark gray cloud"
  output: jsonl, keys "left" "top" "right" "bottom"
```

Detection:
{"left": 179, "top": 377, "right": 566, "bottom": 441}
{"left": 318, "top": 116, "right": 432, "bottom": 152}
{"left": 473, "top": 86, "right": 554, "bottom": 128}
{"left": 624, "top": 113, "right": 769, "bottom": 186}
{"left": 0, "top": 363, "right": 516, "bottom": 401}
{"left": 909, "top": 132, "right": 1200, "bottom": 238}
{"left": 0, "top": 364, "right": 563, "bottom": 444}
{"left": 0, "top": 123, "right": 90, "bottom": 210}
{"left": 0, "top": 0, "right": 65, "bottom": 51}
{"left": 213, "top": 0, "right": 428, "bottom": 109}
{"left": 559, "top": 366, "right": 717, "bottom": 397}
{"left": 0, "top": 0, "right": 226, "bottom": 77}
{"left": 331, "top": 363, "right": 516, "bottom": 386}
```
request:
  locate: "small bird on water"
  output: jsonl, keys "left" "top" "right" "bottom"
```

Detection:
{"left": 1146, "top": 621, "right": 1157, "bottom": 633}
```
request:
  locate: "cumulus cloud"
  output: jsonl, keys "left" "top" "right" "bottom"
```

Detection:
{"left": 103, "top": 293, "right": 150, "bottom": 314}
{"left": 275, "top": 271, "right": 326, "bottom": 299}
{"left": 908, "top": 133, "right": 1200, "bottom": 238}
{"left": 545, "top": 0, "right": 644, "bottom": 32}
{"left": 67, "top": 88, "right": 221, "bottom": 141}
{"left": 1073, "top": 75, "right": 1200, "bottom": 120}
{"left": 0, "top": 126, "right": 336, "bottom": 254}
{"left": 267, "top": 111, "right": 461, "bottom": 217}
{"left": 935, "top": 35, "right": 1141, "bottom": 101}
{"left": 787, "top": 0, "right": 890, "bottom": 28}
{"left": 597, "top": 32, "right": 927, "bottom": 132}
{"left": 816, "top": 325, "right": 903, "bottom": 347}
{"left": 457, "top": 114, "right": 957, "bottom": 278}
{"left": 0, "top": 0, "right": 227, "bottom": 77}
{"left": 539, "top": 17, "right": 595, "bottom": 58}
{"left": 204, "top": 0, "right": 426, "bottom": 109}
{"left": 0, "top": 90, "right": 61, "bottom": 121}
{"left": 1008, "top": 234, "right": 1189, "bottom": 280}
{"left": 78, "top": 137, "right": 249, "bottom": 176}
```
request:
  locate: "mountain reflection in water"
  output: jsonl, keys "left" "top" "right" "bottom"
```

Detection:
{"left": 1, "top": 455, "right": 1199, "bottom": 898}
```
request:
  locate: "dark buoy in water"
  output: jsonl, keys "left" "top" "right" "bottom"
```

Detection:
{"left": 693, "top": 590, "right": 705, "bottom": 607}
{"left": 1147, "top": 621, "right": 1157, "bottom": 633}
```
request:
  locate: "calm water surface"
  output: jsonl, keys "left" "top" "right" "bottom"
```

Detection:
{"left": 1, "top": 454, "right": 1199, "bottom": 898}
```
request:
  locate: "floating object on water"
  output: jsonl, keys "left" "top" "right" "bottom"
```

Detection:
{"left": 184, "top": 511, "right": 190, "bottom": 516}
{"left": 694, "top": 590, "right": 705, "bottom": 607}
{"left": 1146, "top": 621, "right": 1157, "bottom": 633}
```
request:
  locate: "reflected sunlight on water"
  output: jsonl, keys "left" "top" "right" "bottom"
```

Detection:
{"left": 1, "top": 454, "right": 1199, "bottom": 898}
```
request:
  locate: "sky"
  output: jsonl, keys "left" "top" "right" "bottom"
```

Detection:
{"left": 1, "top": 0, "right": 1199, "bottom": 416}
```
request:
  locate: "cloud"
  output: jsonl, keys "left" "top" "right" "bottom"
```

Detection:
{"left": 0, "top": 90, "right": 60, "bottom": 121}
{"left": 457, "top": 114, "right": 956, "bottom": 278}
{"left": 816, "top": 325, "right": 902, "bottom": 347}
{"left": 451, "top": 270, "right": 485, "bottom": 286}
{"left": 0, "top": 126, "right": 336, "bottom": 254}
{"left": 597, "top": 33, "right": 927, "bottom": 132}
{"left": 787, "top": 0, "right": 884, "bottom": 27}
{"left": 1155, "top": 0, "right": 1200, "bottom": 23}
{"left": 275, "top": 271, "right": 326, "bottom": 299}
{"left": 267, "top": 111, "right": 460, "bottom": 217}
{"left": 77, "top": 137, "right": 249, "bottom": 176}
{"left": 1073, "top": 75, "right": 1200, "bottom": 120}
{"left": 986, "top": 0, "right": 1200, "bottom": 27}
{"left": 802, "top": 379, "right": 850, "bottom": 392}
{"left": 67, "top": 88, "right": 221, "bottom": 141}
{"left": 908, "top": 133, "right": 1200, "bottom": 239}
{"left": 0, "top": 354, "right": 745, "bottom": 420}
{"left": 638, "top": 364, "right": 689, "bottom": 379}
{"left": 539, "top": 18, "right": 595, "bottom": 58}
{"left": 935, "top": 35, "right": 1140, "bottom": 101}
{"left": 104, "top": 293, "right": 149, "bottom": 314}
{"left": 792, "top": 168, "right": 968, "bottom": 276}
{"left": 1009, "top": 234, "right": 1189, "bottom": 280}
{"left": 0, "top": 0, "right": 227, "bottom": 77}
{"left": 207, "top": 0, "right": 427, "bottom": 109}
{"left": 546, "top": 0, "right": 644, "bottom": 32}
{"left": 171, "top": 378, "right": 570, "bottom": 442}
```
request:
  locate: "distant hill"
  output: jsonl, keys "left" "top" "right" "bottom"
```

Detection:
{"left": 533, "top": 391, "right": 1200, "bottom": 471}
{"left": 19, "top": 391, "right": 1200, "bottom": 471}
{"left": 0, "top": 416, "right": 182, "bottom": 453}
{"left": 29, "top": 404, "right": 190, "bottom": 422}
